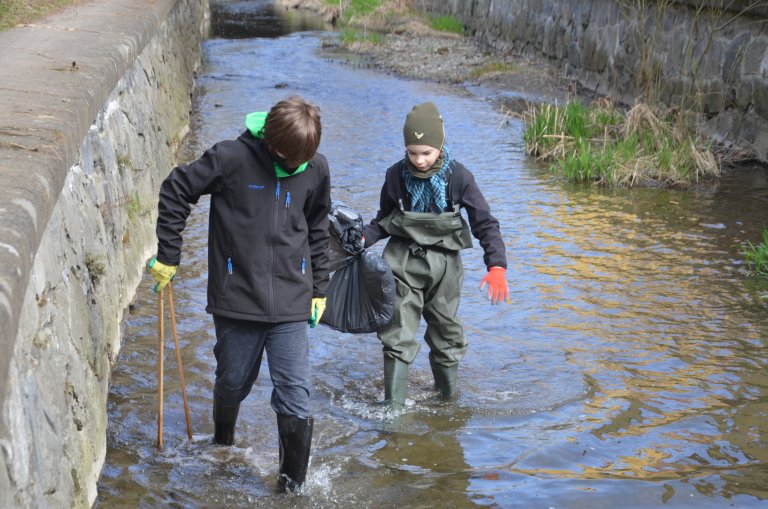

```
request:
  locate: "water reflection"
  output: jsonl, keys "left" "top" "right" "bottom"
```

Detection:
{"left": 368, "top": 408, "right": 474, "bottom": 508}
{"left": 209, "top": 0, "right": 330, "bottom": 39}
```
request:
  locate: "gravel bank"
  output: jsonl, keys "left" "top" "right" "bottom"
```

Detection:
{"left": 275, "top": 0, "right": 579, "bottom": 113}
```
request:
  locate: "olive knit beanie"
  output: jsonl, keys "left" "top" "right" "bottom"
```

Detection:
{"left": 403, "top": 102, "right": 444, "bottom": 149}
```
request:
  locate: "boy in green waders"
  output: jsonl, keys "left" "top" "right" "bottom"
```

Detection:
{"left": 362, "top": 101, "right": 509, "bottom": 405}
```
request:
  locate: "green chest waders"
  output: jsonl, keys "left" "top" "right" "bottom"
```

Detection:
{"left": 377, "top": 209, "right": 473, "bottom": 401}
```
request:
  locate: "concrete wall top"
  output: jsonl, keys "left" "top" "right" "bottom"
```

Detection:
{"left": 0, "top": 0, "right": 179, "bottom": 413}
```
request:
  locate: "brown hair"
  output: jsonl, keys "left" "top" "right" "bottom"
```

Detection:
{"left": 263, "top": 96, "right": 322, "bottom": 167}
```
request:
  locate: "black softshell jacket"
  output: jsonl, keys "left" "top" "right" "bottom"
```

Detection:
{"left": 156, "top": 131, "right": 331, "bottom": 323}
{"left": 363, "top": 160, "right": 507, "bottom": 269}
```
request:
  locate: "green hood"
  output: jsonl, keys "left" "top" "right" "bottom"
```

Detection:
{"left": 245, "top": 112, "right": 308, "bottom": 178}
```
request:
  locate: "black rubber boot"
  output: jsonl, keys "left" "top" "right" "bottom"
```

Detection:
{"left": 212, "top": 400, "right": 240, "bottom": 446}
{"left": 430, "top": 361, "right": 458, "bottom": 399}
{"left": 277, "top": 414, "right": 314, "bottom": 494}
{"left": 384, "top": 357, "right": 409, "bottom": 405}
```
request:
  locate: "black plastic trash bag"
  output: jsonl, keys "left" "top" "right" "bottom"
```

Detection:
{"left": 327, "top": 202, "right": 364, "bottom": 271}
{"left": 321, "top": 250, "right": 395, "bottom": 334}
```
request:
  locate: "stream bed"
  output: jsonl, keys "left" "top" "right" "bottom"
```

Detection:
{"left": 96, "top": 2, "right": 768, "bottom": 507}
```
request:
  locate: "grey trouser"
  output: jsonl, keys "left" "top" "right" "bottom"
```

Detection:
{"left": 212, "top": 315, "right": 310, "bottom": 418}
{"left": 379, "top": 238, "right": 468, "bottom": 367}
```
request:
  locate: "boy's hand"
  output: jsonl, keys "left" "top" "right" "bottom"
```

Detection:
{"left": 148, "top": 257, "right": 177, "bottom": 293}
{"left": 309, "top": 297, "right": 327, "bottom": 328}
{"left": 480, "top": 267, "right": 509, "bottom": 304}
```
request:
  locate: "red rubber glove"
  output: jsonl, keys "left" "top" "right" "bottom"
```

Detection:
{"left": 480, "top": 267, "right": 509, "bottom": 304}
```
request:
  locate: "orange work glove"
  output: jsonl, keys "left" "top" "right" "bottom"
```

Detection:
{"left": 480, "top": 266, "right": 509, "bottom": 304}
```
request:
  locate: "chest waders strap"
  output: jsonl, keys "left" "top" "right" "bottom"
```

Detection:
{"left": 448, "top": 162, "right": 463, "bottom": 210}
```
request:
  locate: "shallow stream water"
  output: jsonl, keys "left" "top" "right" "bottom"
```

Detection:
{"left": 96, "top": 2, "right": 768, "bottom": 507}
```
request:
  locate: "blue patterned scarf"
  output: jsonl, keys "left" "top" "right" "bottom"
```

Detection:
{"left": 403, "top": 146, "right": 452, "bottom": 213}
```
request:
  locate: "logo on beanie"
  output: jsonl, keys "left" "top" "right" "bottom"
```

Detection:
{"left": 414, "top": 132, "right": 424, "bottom": 139}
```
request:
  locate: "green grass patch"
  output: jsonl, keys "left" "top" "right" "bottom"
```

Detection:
{"left": 743, "top": 229, "right": 768, "bottom": 277}
{"left": 523, "top": 100, "right": 720, "bottom": 187}
{"left": 327, "top": 0, "right": 387, "bottom": 45}
{"left": 469, "top": 60, "right": 517, "bottom": 79}
{"left": 430, "top": 15, "right": 463, "bottom": 34}
{"left": 326, "top": 0, "right": 381, "bottom": 20}
{"left": 0, "top": 0, "right": 80, "bottom": 31}
{"left": 339, "top": 27, "right": 382, "bottom": 45}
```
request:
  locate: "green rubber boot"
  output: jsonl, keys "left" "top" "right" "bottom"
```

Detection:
{"left": 430, "top": 361, "right": 458, "bottom": 399}
{"left": 384, "top": 357, "right": 409, "bottom": 405}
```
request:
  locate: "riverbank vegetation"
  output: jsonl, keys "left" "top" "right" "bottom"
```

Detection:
{"left": 743, "top": 230, "right": 768, "bottom": 277}
{"left": 551, "top": 0, "right": 762, "bottom": 188}
{"left": 320, "top": 0, "right": 757, "bottom": 189}
{"left": 429, "top": 14, "right": 463, "bottom": 34}
{"left": 523, "top": 100, "right": 720, "bottom": 187}
{"left": 325, "top": 0, "right": 464, "bottom": 43}
{"left": 0, "top": 0, "right": 80, "bottom": 31}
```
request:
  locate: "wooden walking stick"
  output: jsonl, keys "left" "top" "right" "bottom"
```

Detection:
{"left": 157, "top": 283, "right": 194, "bottom": 450}
{"left": 167, "top": 282, "right": 193, "bottom": 440}
{"left": 157, "top": 289, "right": 165, "bottom": 449}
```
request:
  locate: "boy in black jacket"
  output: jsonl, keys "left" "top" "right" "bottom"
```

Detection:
{"left": 149, "top": 96, "right": 331, "bottom": 493}
{"left": 363, "top": 101, "right": 508, "bottom": 405}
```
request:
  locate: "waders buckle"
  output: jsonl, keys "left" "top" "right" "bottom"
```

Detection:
{"left": 408, "top": 242, "right": 426, "bottom": 257}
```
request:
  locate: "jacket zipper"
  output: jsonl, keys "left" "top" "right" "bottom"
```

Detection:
{"left": 268, "top": 180, "right": 281, "bottom": 319}
{"left": 221, "top": 149, "right": 236, "bottom": 298}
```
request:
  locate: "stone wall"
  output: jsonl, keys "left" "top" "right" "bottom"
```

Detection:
{"left": 0, "top": 1, "right": 208, "bottom": 507}
{"left": 418, "top": 0, "right": 768, "bottom": 161}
